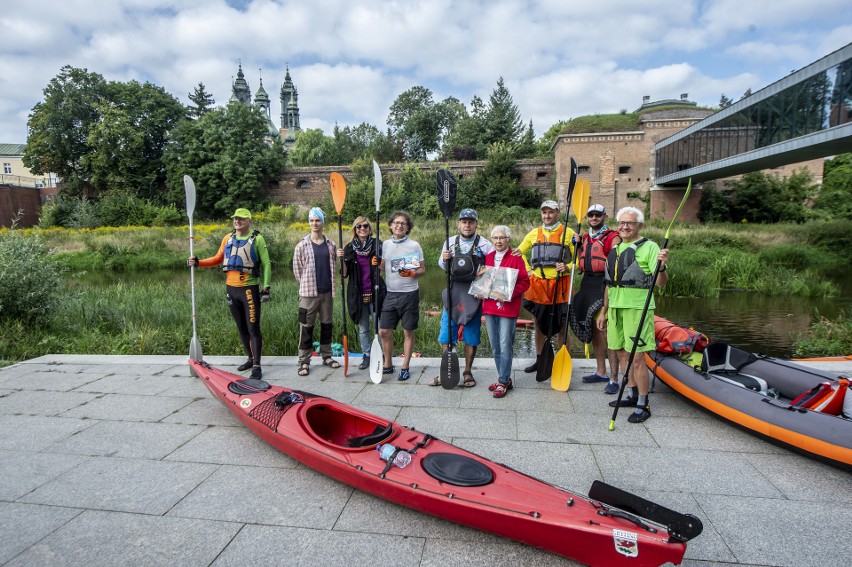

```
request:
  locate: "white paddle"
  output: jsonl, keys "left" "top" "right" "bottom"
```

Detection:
{"left": 184, "top": 175, "right": 203, "bottom": 375}
{"left": 369, "top": 160, "right": 384, "bottom": 384}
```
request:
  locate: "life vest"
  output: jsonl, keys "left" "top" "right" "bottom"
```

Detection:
{"left": 530, "top": 225, "right": 568, "bottom": 270}
{"left": 222, "top": 229, "right": 260, "bottom": 275}
{"left": 789, "top": 378, "right": 848, "bottom": 415}
{"left": 653, "top": 316, "right": 709, "bottom": 355}
{"left": 449, "top": 235, "right": 482, "bottom": 283}
{"left": 578, "top": 229, "right": 615, "bottom": 274}
{"left": 604, "top": 238, "right": 654, "bottom": 288}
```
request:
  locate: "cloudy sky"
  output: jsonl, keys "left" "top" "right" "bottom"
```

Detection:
{"left": 1, "top": 0, "right": 850, "bottom": 143}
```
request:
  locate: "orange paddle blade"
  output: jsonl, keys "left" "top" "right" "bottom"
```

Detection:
{"left": 330, "top": 172, "right": 347, "bottom": 214}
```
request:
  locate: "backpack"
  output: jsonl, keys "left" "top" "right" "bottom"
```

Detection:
{"left": 449, "top": 235, "right": 482, "bottom": 283}
{"left": 654, "top": 316, "right": 710, "bottom": 355}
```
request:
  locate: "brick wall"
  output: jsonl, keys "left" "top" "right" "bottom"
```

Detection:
{"left": 0, "top": 186, "right": 42, "bottom": 227}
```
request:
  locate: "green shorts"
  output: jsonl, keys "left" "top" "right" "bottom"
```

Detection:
{"left": 607, "top": 307, "right": 656, "bottom": 352}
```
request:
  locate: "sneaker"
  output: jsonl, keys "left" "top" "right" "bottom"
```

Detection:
{"left": 397, "top": 368, "right": 411, "bottom": 381}
{"left": 237, "top": 360, "right": 253, "bottom": 372}
{"left": 627, "top": 405, "right": 652, "bottom": 423}
{"left": 250, "top": 366, "right": 263, "bottom": 379}
{"left": 493, "top": 383, "right": 509, "bottom": 398}
{"left": 523, "top": 361, "right": 538, "bottom": 373}
{"left": 382, "top": 365, "right": 395, "bottom": 375}
{"left": 609, "top": 396, "right": 638, "bottom": 408}
{"left": 604, "top": 381, "right": 620, "bottom": 395}
{"left": 582, "top": 373, "right": 609, "bottom": 383}
{"left": 488, "top": 380, "right": 513, "bottom": 392}
{"left": 358, "top": 355, "right": 370, "bottom": 370}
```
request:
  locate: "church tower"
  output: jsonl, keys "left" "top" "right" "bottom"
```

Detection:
{"left": 279, "top": 66, "right": 301, "bottom": 142}
{"left": 229, "top": 62, "right": 252, "bottom": 105}
{"left": 253, "top": 71, "right": 280, "bottom": 142}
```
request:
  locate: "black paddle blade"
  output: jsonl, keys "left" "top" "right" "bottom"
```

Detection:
{"left": 440, "top": 349, "right": 460, "bottom": 389}
{"left": 436, "top": 169, "right": 457, "bottom": 220}
{"left": 536, "top": 340, "right": 555, "bottom": 382}
{"left": 589, "top": 480, "right": 704, "bottom": 542}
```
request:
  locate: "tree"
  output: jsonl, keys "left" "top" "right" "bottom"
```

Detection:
{"left": 289, "top": 128, "right": 343, "bottom": 166}
{"left": 23, "top": 66, "right": 108, "bottom": 193}
{"left": 484, "top": 77, "right": 523, "bottom": 145}
{"left": 727, "top": 170, "right": 816, "bottom": 223}
{"left": 813, "top": 153, "right": 852, "bottom": 219}
{"left": 387, "top": 86, "right": 443, "bottom": 161}
{"left": 719, "top": 94, "right": 733, "bottom": 108}
{"left": 164, "top": 101, "right": 286, "bottom": 218}
{"left": 188, "top": 82, "right": 216, "bottom": 118}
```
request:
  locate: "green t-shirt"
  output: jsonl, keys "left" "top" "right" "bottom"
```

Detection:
{"left": 606, "top": 238, "right": 661, "bottom": 310}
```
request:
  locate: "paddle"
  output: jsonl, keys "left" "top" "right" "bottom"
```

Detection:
{"left": 436, "top": 169, "right": 460, "bottom": 389}
{"left": 552, "top": 178, "right": 590, "bottom": 391}
{"left": 609, "top": 179, "right": 692, "bottom": 430}
{"left": 536, "top": 158, "right": 578, "bottom": 382}
{"left": 183, "top": 175, "right": 203, "bottom": 372}
{"left": 369, "top": 161, "right": 384, "bottom": 384}
{"left": 330, "top": 172, "right": 349, "bottom": 376}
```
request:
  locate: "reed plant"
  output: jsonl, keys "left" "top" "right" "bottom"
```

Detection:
{"left": 793, "top": 309, "right": 852, "bottom": 358}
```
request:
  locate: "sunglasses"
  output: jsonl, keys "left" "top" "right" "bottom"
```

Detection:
{"left": 587, "top": 212, "right": 603, "bottom": 218}
{"left": 355, "top": 224, "right": 371, "bottom": 230}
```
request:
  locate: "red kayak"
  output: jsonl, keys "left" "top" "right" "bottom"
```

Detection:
{"left": 191, "top": 359, "right": 700, "bottom": 566}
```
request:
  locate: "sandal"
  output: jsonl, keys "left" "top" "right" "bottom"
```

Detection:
{"left": 461, "top": 371, "right": 476, "bottom": 388}
{"left": 297, "top": 363, "right": 310, "bottom": 377}
{"left": 429, "top": 376, "right": 442, "bottom": 387}
{"left": 322, "top": 358, "right": 341, "bottom": 369}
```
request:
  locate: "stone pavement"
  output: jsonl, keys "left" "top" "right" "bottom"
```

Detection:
{"left": 0, "top": 354, "right": 850, "bottom": 567}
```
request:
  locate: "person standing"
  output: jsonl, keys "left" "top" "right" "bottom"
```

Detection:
{"left": 596, "top": 207, "right": 668, "bottom": 423}
{"left": 188, "top": 208, "right": 271, "bottom": 379}
{"left": 479, "top": 226, "right": 530, "bottom": 398}
{"left": 431, "top": 208, "right": 493, "bottom": 388}
{"left": 514, "top": 200, "right": 574, "bottom": 374}
{"left": 337, "top": 216, "right": 386, "bottom": 370}
{"left": 570, "top": 204, "right": 621, "bottom": 393}
{"left": 378, "top": 211, "right": 425, "bottom": 381}
{"left": 293, "top": 207, "right": 340, "bottom": 376}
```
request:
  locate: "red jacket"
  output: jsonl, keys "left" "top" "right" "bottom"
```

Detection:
{"left": 481, "top": 248, "right": 531, "bottom": 319}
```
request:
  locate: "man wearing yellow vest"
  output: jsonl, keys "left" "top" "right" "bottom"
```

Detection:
{"left": 513, "top": 200, "right": 574, "bottom": 373}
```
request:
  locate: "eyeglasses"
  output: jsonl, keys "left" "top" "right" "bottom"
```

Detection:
{"left": 355, "top": 224, "right": 371, "bottom": 230}
{"left": 391, "top": 221, "right": 408, "bottom": 226}
{"left": 491, "top": 236, "right": 509, "bottom": 240}
{"left": 587, "top": 212, "right": 603, "bottom": 218}
{"left": 617, "top": 221, "right": 638, "bottom": 227}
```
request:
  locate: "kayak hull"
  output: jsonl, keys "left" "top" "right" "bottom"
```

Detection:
{"left": 192, "top": 359, "right": 689, "bottom": 567}
{"left": 645, "top": 349, "right": 852, "bottom": 471}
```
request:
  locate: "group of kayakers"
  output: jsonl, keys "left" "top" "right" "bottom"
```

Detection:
{"left": 188, "top": 197, "right": 668, "bottom": 423}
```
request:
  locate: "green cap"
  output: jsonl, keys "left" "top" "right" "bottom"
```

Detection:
{"left": 233, "top": 208, "right": 252, "bottom": 219}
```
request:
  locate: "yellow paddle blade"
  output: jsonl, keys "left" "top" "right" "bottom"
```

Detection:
{"left": 584, "top": 342, "right": 590, "bottom": 359}
{"left": 551, "top": 346, "right": 573, "bottom": 391}
{"left": 571, "top": 179, "right": 591, "bottom": 223}
{"left": 330, "top": 172, "right": 347, "bottom": 215}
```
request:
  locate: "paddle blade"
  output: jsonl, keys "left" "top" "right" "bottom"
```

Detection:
{"left": 551, "top": 346, "right": 572, "bottom": 391}
{"left": 183, "top": 175, "right": 196, "bottom": 220}
{"left": 189, "top": 335, "right": 203, "bottom": 363}
{"left": 343, "top": 336, "right": 349, "bottom": 377}
{"left": 440, "top": 349, "right": 460, "bottom": 389}
{"left": 436, "top": 169, "right": 457, "bottom": 220}
{"left": 571, "top": 179, "right": 591, "bottom": 223}
{"left": 536, "top": 341, "right": 555, "bottom": 382}
{"left": 369, "top": 337, "right": 383, "bottom": 384}
{"left": 330, "top": 172, "right": 347, "bottom": 214}
{"left": 373, "top": 160, "right": 382, "bottom": 210}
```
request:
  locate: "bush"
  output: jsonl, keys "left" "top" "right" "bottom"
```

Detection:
{"left": 793, "top": 309, "right": 852, "bottom": 357}
{"left": 0, "top": 230, "right": 67, "bottom": 321}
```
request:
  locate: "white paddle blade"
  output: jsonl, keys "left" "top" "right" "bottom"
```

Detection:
{"left": 373, "top": 160, "right": 382, "bottom": 210}
{"left": 183, "top": 175, "right": 196, "bottom": 220}
{"left": 369, "top": 337, "right": 383, "bottom": 384}
{"left": 190, "top": 335, "right": 203, "bottom": 362}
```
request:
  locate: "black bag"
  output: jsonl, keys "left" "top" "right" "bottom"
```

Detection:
{"left": 449, "top": 235, "right": 482, "bottom": 283}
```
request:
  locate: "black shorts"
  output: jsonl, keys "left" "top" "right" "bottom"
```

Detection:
{"left": 380, "top": 290, "right": 419, "bottom": 331}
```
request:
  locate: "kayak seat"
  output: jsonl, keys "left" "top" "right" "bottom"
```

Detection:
{"left": 422, "top": 453, "right": 494, "bottom": 487}
{"left": 702, "top": 342, "right": 757, "bottom": 374}
{"left": 228, "top": 378, "right": 271, "bottom": 395}
{"left": 709, "top": 372, "right": 768, "bottom": 393}
{"left": 346, "top": 423, "right": 394, "bottom": 448}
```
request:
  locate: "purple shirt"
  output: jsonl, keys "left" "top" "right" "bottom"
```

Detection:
{"left": 357, "top": 254, "right": 372, "bottom": 291}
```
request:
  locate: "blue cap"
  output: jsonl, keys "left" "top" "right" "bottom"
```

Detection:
{"left": 459, "top": 208, "right": 478, "bottom": 221}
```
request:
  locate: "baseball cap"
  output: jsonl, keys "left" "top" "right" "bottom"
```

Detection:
{"left": 233, "top": 208, "right": 252, "bottom": 219}
{"left": 587, "top": 204, "right": 606, "bottom": 215}
{"left": 540, "top": 200, "right": 559, "bottom": 211}
{"left": 459, "top": 208, "right": 478, "bottom": 220}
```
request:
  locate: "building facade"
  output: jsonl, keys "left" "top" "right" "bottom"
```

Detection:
{"left": 229, "top": 63, "right": 302, "bottom": 145}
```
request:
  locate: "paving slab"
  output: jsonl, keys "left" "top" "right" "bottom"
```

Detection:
{"left": 1, "top": 354, "right": 850, "bottom": 567}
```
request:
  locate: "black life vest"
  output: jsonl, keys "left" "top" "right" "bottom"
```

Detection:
{"left": 604, "top": 238, "right": 654, "bottom": 288}
{"left": 530, "top": 225, "right": 568, "bottom": 269}
{"left": 222, "top": 229, "right": 260, "bottom": 275}
{"left": 449, "top": 235, "right": 482, "bottom": 282}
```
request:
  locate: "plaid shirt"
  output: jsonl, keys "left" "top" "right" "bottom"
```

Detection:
{"left": 293, "top": 234, "right": 337, "bottom": 297}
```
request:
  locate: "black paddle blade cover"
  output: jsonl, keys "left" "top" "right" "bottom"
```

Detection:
{"left": 436, "top": 169, "right": 457, "bottom": 220}
{"left": 536, "top": 343, "right": 555, "bottom": 382}
{"left": 440, "top": 350, "right": 460, "bottom": 389}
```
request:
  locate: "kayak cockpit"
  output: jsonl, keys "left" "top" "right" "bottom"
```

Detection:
{"left": 302, "top": 402, "right": 397, "bottom": 450}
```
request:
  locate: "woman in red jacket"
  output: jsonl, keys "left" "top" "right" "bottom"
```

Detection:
{"left": 477, "top": 225, "right": 531, "bottom": 398}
